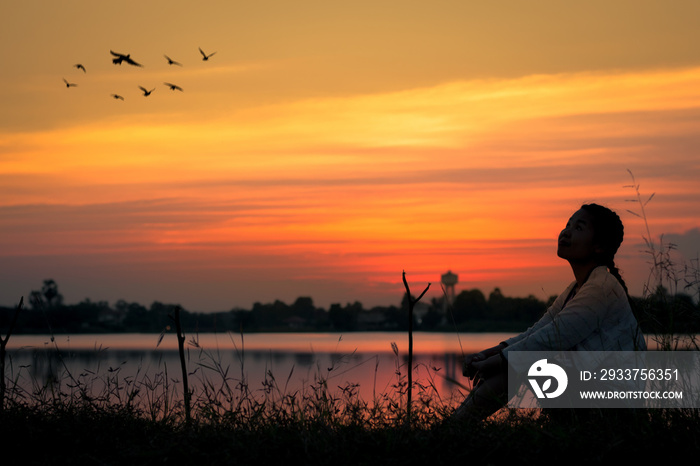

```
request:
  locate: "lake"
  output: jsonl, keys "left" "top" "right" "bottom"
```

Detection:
{"left": 3, "top": 332, "right": 514, "bottom": 409}
{"left": 2, "top": 331, "right": 676, "bottom": 412}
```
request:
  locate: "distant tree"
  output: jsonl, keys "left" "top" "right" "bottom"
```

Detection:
{"left": 635, "top": 285, "right": 700, "bottom": 334}
{"left": 119, "top": 300, "right": 151, "bottom": 331}
{"left": 452, "top": 289, "right": 488, "bottom": 323}
{"left": 232, "top": 308, "right": 255, "bottom": 331}
{"left": 29, "top": 279, "right": 64, "bottom": 310}
{"left": 400, "top": 292, "right": 412, "bottom": 314}
{"left": 514, "top": 295, "right": 548, "bottom": 323}
{"left": 329, "top": 302, "right": 361, "bottom": 330}
{"left": 369, "top": 304, "right": 403, "bottom": 330}
{"left": 42, "top": 280, "right": 61, "bottom": 307}
{"left": 248, "top": 300, "right": 293, "bottom": 330}
{"left": 399, "top": 292, "right": 421, "bottom": 329}
{"left": 420, "top": 306, "right": 443, "bottom": 329}
{"left": 485, "top": 288, "right": 504, "bottom": 318}
{"left": 59, "top": 299, "right": 110, "bottom": 331}
{"left": 149, "top": 302, "right": 180, "bottom": 332}
{"left": 291, "top": 297, "right": 315, "bottom": 320}
{"left": 28, "top": 291, "right": 44, "bottom": 310}
{"left": 486, "top": 288, "right": 547, "bottom": 324}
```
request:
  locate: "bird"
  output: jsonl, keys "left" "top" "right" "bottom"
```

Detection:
{"left": 111, "top": 93, "right": 125, "bottom": 100}
{"left": 74, "top": 64, "right": 86, "bottom": 73}
{"left": 199, "top": 47, "right": 216, "bottom": 61}
{"left": 164, "top": 54, "right": 182, "bottom": 66}
{"left": 164, "top": 82, "right": 183, "bottom": 91}
{"left": 63, "top": 78, "right": 77, "bottom": 88}
{"left": 139, "top": 86, "right": 155, "bottom": 96}
{"left": 110, "top": 50, "right": 143, "bottom": 67}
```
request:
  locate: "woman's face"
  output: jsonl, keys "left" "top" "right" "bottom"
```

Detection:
{"left": 557, "top": 209, "right": 601, "bottom": 263}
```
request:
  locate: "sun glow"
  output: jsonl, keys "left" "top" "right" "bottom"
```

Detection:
{"left": 3, "top": 60, "right": 700, "bottom": 308}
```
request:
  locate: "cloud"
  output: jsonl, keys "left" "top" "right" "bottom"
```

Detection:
{"left": 2, "top": 66, "right": 700, "bottom": 309}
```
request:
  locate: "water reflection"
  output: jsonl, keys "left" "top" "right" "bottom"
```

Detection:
{"left": 4, "top": 332, "right": 680, "bottom": 414}
{"left": 4, "top": 333, "right": 480, "bottom": 408}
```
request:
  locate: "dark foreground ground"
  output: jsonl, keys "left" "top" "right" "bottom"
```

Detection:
{"left": 2, "top": 406, "right": 698, "bottom": 465}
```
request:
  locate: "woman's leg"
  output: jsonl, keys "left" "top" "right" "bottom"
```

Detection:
{"left": 451, "top": 371, "right": 508, "bottom": 422}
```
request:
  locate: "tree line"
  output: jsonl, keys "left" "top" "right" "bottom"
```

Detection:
{"left": 1, "top": 279, "right": 698, "bottom": 334}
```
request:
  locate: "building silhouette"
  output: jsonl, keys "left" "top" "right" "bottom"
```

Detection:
{"left": 441, "top": 270, "right": 458, "bottom": 313}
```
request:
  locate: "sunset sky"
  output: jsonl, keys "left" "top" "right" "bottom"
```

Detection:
{"left": 2, "top": 1, "right": 699, "bottom": 312}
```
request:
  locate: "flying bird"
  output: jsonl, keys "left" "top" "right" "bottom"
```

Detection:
{"left": 110, "top": 50, "right": 143, "bottom": 67}
{"left": 111, "top": 93, "right": 125, "bottom": 100}
{"left": 199, "top": 47, "right": 216, "bottom": 61}
{"left": 63, "top": 78, "right": 77, "bottom": 88}
{"left": 139, "top": 86, "right": 155, "bottom": 96}
{"left": 164, "top": 54, "right": 182, "bottom": 66}
{"left": 164, "top": 82, "right": 183, "bottom": 91}
{"left": 74, "top": 64, "right": 86, "bottom": 73}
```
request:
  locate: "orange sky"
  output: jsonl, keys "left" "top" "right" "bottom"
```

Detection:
{"left": 1, "top": 1, "right": 700, "bottom": 311}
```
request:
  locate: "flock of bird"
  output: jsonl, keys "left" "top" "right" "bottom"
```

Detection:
{"left": 62, "top": 47, "right": 216, "bottom": 101}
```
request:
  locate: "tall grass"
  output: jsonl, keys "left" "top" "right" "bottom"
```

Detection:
{"left": 401, "top": 270, "right": 431, "bottom": 424}
{"left": 0, "top": 325, "right": 464, "bottom": 430}
{"left": 1, "top": 339, "right": 697, "bottom": 464}
{"left": 624, "top": 170, "right": 700, "bottom": 350}
{"left": 0, "top": 297, "right": 22, "bottom": 413}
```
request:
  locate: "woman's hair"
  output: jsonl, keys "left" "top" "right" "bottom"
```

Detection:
{"left": 580, "top": 203, "right": 629, "bottom": 296}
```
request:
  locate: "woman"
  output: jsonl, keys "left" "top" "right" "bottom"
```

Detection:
{"left": 452, "top": 203, "right": 646, "bottom": 420}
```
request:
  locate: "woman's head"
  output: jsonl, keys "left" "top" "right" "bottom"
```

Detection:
{"left": 562, "top": 203, "right": 629, "bottom": 296}
{"left": 579, "top": 203, "right": 624, "bottom": 265}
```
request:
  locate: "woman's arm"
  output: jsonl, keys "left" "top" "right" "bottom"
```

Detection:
{"left": 463, "top": 286, "right": 569, "bottom": 378}
{"left": 502, "top": 278, "right": 613, "bottom": 355}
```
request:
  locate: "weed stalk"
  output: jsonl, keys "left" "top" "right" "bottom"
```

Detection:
{"left": 0, "top": 297, "right": 23, "bottom": 413}
{"left": 172, "top": 305, "right": 192, "bottom": 423}
{"left": 402, "top": 271, "right": 430, "bottom": 424}
{"left": 624, "top": 169, "right": 699, "bottom": 349}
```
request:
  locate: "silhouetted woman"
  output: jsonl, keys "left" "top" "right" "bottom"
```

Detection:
{"left": 452, "top": 203, "right": 646, "bottom": 421}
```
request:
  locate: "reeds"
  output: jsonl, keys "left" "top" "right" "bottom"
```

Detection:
{"left": 624, "top": 169, "right": 700, "bottom": 350}
{"left": 0, "top": 323, "right": 468, "bottom": 433}
{"left": 401, "top": 271, "right": 430, "bottom": 424}
{"left": 0, "top": 307, "right": 698, "bottom": 461}
{"left": 172, "top": 305, "right": 192, "bottom": 423}
{"left": 1, "top": 352, "right": 696, "bottom": 465}
{"left": 0, "top": 297, "right": 23, "bottom": 413}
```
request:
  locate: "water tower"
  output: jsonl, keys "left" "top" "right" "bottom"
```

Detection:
{"left": 441, "top": 270, "right": 458, "bottom": 311}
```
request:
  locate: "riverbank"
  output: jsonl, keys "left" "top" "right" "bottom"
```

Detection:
{"left": 2, "top": 333, "right": 699, "bottom": 464}
{"left": 2, "top": 403, "right": 696, "bottom": 465}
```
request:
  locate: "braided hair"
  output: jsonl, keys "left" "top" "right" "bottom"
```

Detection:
{"left": 580, "top": 203, "right": 629, "bottom": 297}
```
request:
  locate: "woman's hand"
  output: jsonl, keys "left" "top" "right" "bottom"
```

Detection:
{"left": 463, "top": 351, "right": 487, "bottom": 378}
{"left": 462, "top": 343, "right": 507, "bottom": 379}
{"left": 469, "top": 354, "right": 504, "bottom": 385}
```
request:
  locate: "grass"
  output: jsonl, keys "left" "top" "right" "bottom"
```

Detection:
{"left": 624, "top": 170, "right": 700, "bottom": 350}
{"left": 1, "top": 316, "right": 699, "bottom": 464}
{"left": 1, "top": 396, "right": 698, "bottom": 464}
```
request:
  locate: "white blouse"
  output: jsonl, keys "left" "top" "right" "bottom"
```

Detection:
{"left": 502, "top": 266, "right": 647, "bottom": 357}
